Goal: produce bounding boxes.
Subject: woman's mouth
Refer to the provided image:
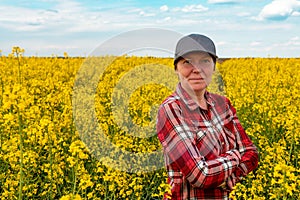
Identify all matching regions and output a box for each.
[188,77,204,81]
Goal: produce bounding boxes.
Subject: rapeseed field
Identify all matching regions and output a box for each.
[0,47,299,199]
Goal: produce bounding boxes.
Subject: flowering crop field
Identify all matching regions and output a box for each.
[0,48,300,199]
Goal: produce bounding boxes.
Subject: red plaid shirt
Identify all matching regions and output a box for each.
[157,83,258,200]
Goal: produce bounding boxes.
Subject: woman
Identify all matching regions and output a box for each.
[156,34,259,199]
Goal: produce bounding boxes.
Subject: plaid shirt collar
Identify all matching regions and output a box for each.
[175,83,215,111]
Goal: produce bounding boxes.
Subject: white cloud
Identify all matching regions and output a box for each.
[265,36,300,57]
[127,8,143,13]
[285,36,300,46]
[217,41,227,46]
[139,11,156,17]
[250,41,261,46]
[160,5,169,12]
[0,1,89,32]
[236,12,251,17]
[159,17,171,22]
[54,0,83,13]
[208,0,245,4]
[257,0,300,21]
[173,4,208,12]
[292,11,300,16]
[0,1,149,33]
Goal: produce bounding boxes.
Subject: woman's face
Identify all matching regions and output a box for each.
[176,51,215,95]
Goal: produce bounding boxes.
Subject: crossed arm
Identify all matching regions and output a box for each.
[157,100,259,189]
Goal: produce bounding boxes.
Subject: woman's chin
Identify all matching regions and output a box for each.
[189,83,207,92]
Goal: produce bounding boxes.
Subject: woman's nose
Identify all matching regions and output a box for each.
[191,64,202,73]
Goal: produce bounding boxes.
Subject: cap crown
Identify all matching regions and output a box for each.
[174,34,217,63]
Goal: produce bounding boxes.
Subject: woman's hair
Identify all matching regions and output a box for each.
[174,54,217,70]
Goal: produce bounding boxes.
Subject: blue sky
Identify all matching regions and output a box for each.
[1,0,300,57]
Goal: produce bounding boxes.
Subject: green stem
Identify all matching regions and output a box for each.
[16,52,22,84]
[72,155,78,199]
[49,137,53,199]
[49,109,54,199]
[18,107,23,200]
[16,49,24,200]
[143,173,157,199]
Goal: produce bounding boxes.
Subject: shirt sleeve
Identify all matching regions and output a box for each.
[224,99,259,186]
[157,100,241,188]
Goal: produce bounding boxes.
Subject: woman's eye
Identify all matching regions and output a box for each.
[183,60,192,64]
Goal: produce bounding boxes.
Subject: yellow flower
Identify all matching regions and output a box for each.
[1,55,299,199]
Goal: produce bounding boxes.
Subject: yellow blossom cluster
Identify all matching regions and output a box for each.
[0,51,299,199]
[219,58,300,200]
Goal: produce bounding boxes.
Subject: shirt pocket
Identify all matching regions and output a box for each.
[192,120,221,158]
[191,120,208,144]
